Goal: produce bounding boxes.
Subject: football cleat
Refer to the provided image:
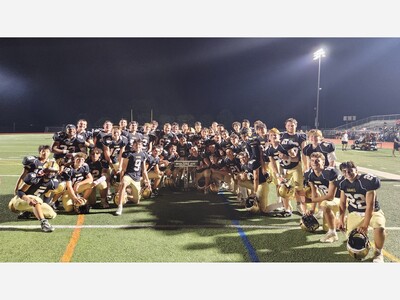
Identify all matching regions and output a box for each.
[41,219,54,232]
[347,229,371,261]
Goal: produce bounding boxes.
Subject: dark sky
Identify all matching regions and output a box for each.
[1,38,400,132]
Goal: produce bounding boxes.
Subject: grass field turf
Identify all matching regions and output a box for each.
[1,133,400,263]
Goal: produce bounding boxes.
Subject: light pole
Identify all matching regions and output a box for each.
[313,48,325,129]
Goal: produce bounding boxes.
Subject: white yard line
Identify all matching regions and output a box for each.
[1,224,400,230]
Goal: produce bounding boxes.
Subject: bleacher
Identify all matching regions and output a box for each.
[323,114,400,140]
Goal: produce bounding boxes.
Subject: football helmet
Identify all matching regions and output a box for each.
[347,229,371,260]
[141,186,152,199]
[110,172,121,186]
[244,195,260,213]
[8,198,18,213]
[300,214,320,232]
[73,197,90,214]
[164,176,175,189]
[43,160,60,179]
[113,192,128,205]
[209,182,219,193]
[196,177,206,190]
[278,182,294,199]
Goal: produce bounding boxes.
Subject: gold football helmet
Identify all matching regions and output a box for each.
[43,160,60,178]
[141,186,152,199]
[347,229,371,260]
[278,182,294,199]
[244,195,260,213]
[209,182,219,193]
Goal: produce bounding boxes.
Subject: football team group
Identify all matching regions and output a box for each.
[8,117,387,262]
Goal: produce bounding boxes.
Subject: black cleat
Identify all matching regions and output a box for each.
[17,211,35,219]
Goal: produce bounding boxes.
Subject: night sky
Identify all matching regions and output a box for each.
[1,37,400,132]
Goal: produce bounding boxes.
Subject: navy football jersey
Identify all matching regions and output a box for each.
[22,156,46,173]
[53,133,86,159]
[86,158,109,180]
[338,174,381,213]
[302,141,335,167]
[266,143,299,170]
[21,172,60,197]
[280,132,306,161]
[103,136,129,164]
[61,163,91,186]
[304,167,340,197]
[224,156,242,175]
[122,151,147,182]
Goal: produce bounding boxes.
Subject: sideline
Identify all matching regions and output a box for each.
[334,162,400,181]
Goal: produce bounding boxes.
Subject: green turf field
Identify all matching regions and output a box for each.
[1,134,399,263]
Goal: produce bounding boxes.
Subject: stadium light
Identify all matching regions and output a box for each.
[313,48,325,129]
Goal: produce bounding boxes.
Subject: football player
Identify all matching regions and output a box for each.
[85,148,110,208]
[231,121,241,135]
[103,126,129,173]
[280,118,307,214]
[302,129,337,169]
[237,151,272,213]
[194,121,202,136]
[9,160,60,232]
[127,121,144,147]
[187,145,211,194]
[14,145,52,195]
[302,129,337,218]
[223,148,242,195]
[59,152,94,213]
[93,120,113,149]
[304,152,341,243]
[76,119,95,151]
[240,128,266,197]
[51,124,87,170]
[118,118,130,138]
[337,161,386,263]
[146,145,164,196]
[266,127,300,217]
[209,153,232,191]
[141,122,156,153]
[115,140,150,216]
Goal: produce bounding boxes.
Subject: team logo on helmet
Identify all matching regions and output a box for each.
[347,229,371,261]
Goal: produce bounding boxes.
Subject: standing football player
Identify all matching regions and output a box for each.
[115,140,150,216]
[280,118,307,215]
